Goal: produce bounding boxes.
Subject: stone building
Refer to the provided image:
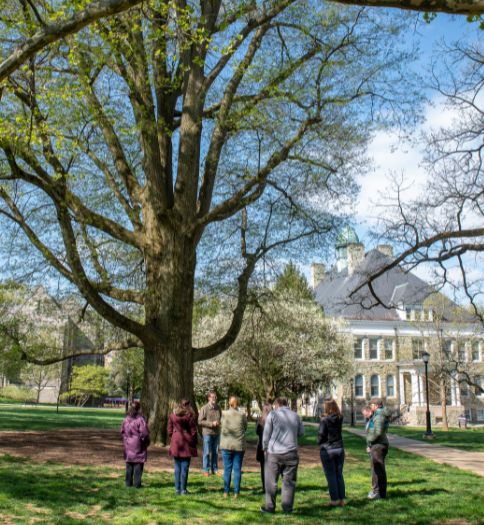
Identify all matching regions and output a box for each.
[0,285,104,403]
[312,227,484,426]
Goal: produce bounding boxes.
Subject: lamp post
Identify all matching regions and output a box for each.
[422,351,434,438]
[350,378,355,427]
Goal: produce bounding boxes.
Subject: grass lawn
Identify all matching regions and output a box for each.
[386,426,484,452]
[0,404,125,431]
[1,430,483,524]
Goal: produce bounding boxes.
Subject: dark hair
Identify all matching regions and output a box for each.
[274,397,288,407]
[128,400,141,417]
[323,399,341,417]
[259,403,272,428]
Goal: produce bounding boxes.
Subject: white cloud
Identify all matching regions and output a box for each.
[355,94,467,228]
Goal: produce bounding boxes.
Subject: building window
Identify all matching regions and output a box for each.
[443,339,453,359]
[370,375,380,397]
[384,339,394,360]
[369,338,379,360]
[412,338,425,360]
[458,344,467,363]
[475,376,483,397]
[355,375,364,397]
[386,375,395,397]
[472,342,480,362]
[477,410,484,421]
[354,338,364,360]
[460,376,469,397]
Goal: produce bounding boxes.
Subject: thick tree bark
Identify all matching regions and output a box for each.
[142,339,194,445]
[141,230,197,444]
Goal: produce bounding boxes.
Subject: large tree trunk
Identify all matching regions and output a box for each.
[142,338,194,444]
[141,230,197,444]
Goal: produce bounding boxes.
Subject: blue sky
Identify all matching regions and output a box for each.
[339,13,483,302]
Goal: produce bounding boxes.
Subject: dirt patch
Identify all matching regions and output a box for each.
[0,429,322,471]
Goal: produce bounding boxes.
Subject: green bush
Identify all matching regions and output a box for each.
[0,385,35,402]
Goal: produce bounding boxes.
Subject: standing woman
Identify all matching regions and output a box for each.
[121,400,150,488]
[168,398,198,495]
[256,403,272,492]
[318,399,345,507]
[220,396,248,498]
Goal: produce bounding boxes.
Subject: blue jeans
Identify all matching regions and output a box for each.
[320,447,345,501]
[174,457,191,493]
[222,450,244,494]
[202,434,220,473]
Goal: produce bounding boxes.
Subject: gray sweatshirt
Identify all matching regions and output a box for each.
[262,407,304,454]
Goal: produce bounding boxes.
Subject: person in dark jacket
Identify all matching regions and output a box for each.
[168,398,198,495]
[318,399,345,507]
[366,398,392,500]
[121,400,150,488]
[256,403,272,492]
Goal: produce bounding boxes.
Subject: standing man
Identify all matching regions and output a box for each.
[260,397,304,515]
[198,390,222,476]
[366,398,391,500]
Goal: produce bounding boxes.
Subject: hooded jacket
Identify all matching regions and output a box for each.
[168,408,198,458]
[366,407,392,447]
[121,414,150,463]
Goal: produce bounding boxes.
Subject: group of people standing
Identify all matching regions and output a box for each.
[121,393,391,512]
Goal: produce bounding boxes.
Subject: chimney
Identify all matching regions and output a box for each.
[376,244,393,258]
[310,263,326,289]
[347,243,365,275]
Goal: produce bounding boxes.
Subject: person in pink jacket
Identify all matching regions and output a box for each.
[168,398,198,495]
[121,401,150,488]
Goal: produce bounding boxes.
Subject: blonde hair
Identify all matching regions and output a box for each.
[229,396,238,409]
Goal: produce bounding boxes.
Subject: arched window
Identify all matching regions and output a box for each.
[386,375,395,397]
[355,375,364,397]
[370,375,380,397]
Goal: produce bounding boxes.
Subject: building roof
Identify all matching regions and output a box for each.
[314,249,470,322]
[335,226,360,247]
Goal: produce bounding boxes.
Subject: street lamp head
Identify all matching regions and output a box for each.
[422,351,430,364]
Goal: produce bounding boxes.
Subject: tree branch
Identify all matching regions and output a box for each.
[0,0,144,81]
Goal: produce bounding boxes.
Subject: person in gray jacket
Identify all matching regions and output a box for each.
[260,397,304,514]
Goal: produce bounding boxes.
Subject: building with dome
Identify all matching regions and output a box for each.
[311,227,484,426]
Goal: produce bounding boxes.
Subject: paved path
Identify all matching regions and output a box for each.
[346,427,484,477]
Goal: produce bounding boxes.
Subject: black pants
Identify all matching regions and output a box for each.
[370,444,388,498]
[126,462,144,488]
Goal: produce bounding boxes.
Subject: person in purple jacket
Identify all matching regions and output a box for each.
[121,400,150,488]
[168,398,198,495]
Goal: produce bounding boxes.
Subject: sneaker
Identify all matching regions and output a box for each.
[223,492,228,498]
[181,490,190,495]
[203,472,210,477]
[260,506,275,514]
[368,492,381,500]
[175,490,181,496]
